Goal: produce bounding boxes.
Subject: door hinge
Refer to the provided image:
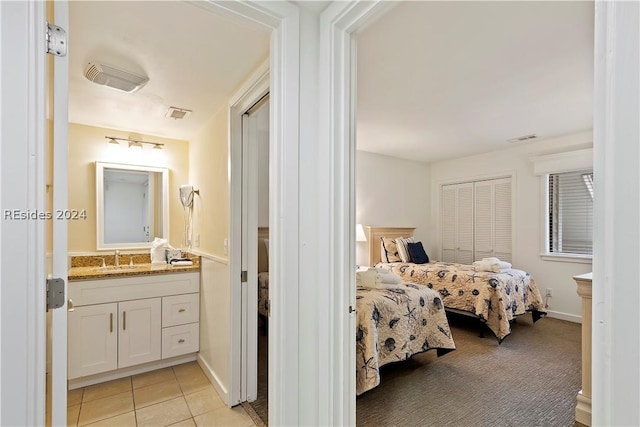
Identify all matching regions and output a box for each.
[46,23,67,57]
[241,270,248,283]
[349,305,356,314]
[46,277,65,310]
[266,300,271,317]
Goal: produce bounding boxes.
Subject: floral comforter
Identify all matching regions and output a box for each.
[356,283,456,395]
[376,262,546,341]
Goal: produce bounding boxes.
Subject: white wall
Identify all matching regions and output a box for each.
[429,131,593,321]
[355,150,431,266]
[197,257,232,405]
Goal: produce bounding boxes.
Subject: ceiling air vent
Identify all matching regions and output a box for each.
[507,134,538,143]
[165,107,192,120]
[84,62,149,93]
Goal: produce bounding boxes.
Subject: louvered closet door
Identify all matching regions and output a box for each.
[493,178,512,263]
[456,183,474,264]
[474,180,494,261]
[441,185,457,262]
[473,178,512,263]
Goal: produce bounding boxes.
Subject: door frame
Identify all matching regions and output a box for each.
[0,1,49,425]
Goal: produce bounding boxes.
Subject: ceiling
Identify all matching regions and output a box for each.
[356,1,594,163]
[69,2,594,161]
[69,1,270,141]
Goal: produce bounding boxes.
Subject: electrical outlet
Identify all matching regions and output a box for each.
[546,288,553,297]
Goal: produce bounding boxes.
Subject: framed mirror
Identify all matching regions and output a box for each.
[96,162,169,250]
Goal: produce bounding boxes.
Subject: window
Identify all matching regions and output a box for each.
[548,170,593,256]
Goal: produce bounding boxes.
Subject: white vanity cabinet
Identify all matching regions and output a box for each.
[68,303,118,378]
[118,298,162,368]
[68,272,199,387]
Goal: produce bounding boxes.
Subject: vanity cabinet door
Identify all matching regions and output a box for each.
[68,303,118,379]
[118,298,161,368]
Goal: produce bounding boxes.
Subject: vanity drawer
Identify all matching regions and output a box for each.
[162,323,199,359]
[162,293,199,327]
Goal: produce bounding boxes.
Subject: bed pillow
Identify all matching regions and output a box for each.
[380,237,402,263]
[396,237,415,262]
[407,242,429,264]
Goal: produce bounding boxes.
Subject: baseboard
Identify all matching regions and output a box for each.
[68,353,197,390]
[197,354,230,407]
[546,310,582,323]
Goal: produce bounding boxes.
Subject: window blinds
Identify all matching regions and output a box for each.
[548,170,593,255]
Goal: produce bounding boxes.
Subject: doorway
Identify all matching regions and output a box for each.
[240,93,270,424]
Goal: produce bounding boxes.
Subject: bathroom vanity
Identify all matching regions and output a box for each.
[67,260,200,389]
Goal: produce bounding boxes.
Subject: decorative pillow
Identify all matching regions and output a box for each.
[380,237,402,263]
[407,242,429,264]
[396,237,415,262]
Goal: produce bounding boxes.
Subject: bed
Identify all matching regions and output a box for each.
[366,227,547,342]
[257,230,456,395]
[258,227,270,319]
[356,282,455,395]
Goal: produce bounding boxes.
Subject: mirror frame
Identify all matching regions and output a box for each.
[96,161,170,250]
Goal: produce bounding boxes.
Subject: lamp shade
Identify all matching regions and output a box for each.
[355,224,367,242]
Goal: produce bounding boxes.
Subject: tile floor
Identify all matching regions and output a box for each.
[66,362,256,427]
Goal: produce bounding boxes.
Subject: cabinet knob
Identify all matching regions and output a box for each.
[178,308,186,313]
[178,339,185,344]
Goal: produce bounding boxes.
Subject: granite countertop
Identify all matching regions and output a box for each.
[68,253,200,281]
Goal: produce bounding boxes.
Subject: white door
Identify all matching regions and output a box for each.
[118,298,162,368]
[68,304,118,379]
[48,1,71,425]
[241,95,270,402]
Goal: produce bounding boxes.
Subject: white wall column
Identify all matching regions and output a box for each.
[592,1,640,425]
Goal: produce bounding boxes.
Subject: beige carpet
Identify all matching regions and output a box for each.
[250,314,582,427]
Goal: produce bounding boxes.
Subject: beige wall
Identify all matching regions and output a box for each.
[67,123,189,253]
[189,106,230,259]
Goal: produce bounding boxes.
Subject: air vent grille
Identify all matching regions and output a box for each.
[165,107,192,120]
[507,134,538,143]
[84,62,149,93]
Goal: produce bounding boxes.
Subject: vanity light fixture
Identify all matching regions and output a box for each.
[104,136,164,150]
[128,141,143,151]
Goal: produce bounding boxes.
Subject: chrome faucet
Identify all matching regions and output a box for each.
[114,250,120,267]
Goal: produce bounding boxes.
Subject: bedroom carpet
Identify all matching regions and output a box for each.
[250,314,583,427]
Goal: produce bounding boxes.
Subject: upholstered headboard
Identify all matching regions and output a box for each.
[258,227,269,273]
[366,226,416,266]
